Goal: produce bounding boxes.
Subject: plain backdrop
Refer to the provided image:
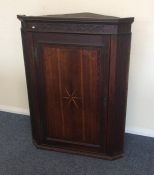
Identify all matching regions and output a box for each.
[0,0,154,136]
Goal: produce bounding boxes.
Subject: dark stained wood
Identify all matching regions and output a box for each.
[17,13,134,34]
[21,31,44,144]
[18,12,134,160]
[17,12,134,23]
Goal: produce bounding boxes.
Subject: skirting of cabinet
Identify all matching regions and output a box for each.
[32,139,123,160]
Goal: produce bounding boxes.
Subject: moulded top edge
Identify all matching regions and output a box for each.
[17,12,134,24]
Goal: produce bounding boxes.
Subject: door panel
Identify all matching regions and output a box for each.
[33,33,110,149]
[41,45,101,144]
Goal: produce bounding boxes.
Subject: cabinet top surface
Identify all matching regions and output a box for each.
[17,12,134,23]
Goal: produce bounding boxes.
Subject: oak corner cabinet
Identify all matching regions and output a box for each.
[17,12,134,160]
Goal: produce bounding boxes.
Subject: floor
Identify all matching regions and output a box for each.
[0,111,154,175]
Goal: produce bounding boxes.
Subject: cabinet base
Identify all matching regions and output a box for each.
[32,139,123,160]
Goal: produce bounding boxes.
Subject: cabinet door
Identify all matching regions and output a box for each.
[33,33,110,152]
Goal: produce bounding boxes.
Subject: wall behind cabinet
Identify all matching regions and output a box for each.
[0,0,154,137]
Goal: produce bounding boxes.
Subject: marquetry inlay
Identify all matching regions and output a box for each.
[63,88,81,109]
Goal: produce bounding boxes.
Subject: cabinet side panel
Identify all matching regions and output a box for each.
[107,34,131,156]
[21,31,44,143]
[114,34,131,153]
